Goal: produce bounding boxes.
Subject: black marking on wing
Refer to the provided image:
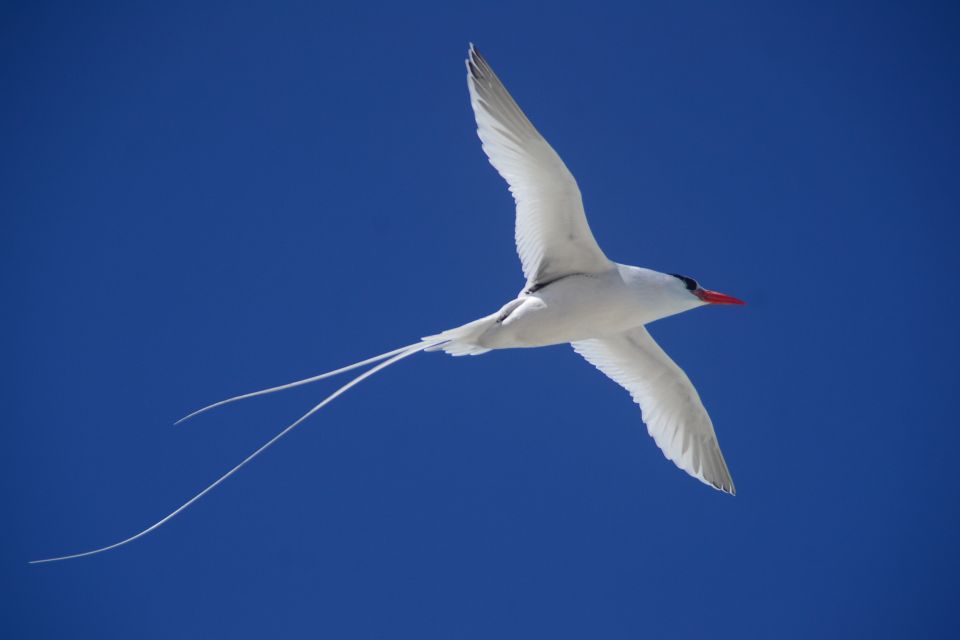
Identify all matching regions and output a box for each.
[523,272,596,295]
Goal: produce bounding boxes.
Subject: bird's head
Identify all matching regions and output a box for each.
[669,273,746,308]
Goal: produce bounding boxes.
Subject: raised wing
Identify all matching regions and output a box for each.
[572,327,736,494]
[466,45,613,290]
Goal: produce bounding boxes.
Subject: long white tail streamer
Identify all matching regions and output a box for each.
[175,342,425,425]
[31,340,442,564]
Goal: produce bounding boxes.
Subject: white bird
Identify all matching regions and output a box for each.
[32,45,745,564]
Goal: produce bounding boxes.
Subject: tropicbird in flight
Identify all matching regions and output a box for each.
[32,45,745,564]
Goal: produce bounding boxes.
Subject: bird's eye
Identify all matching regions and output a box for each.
[670,273,698,291]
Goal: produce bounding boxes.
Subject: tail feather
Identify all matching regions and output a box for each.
[422,314,497,356]
[176,342,425,424]
[31,338,443,564]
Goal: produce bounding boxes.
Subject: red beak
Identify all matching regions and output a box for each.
[695,289,746,305]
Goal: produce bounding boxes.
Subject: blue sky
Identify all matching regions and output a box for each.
[3,1,958,638]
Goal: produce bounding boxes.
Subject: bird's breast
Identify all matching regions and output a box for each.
[476,273,649,349]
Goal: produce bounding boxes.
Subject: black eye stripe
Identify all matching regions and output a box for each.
[669,273,699,291]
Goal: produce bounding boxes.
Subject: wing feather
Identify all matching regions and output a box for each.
[572,327,736,494]
[466,45,612,288]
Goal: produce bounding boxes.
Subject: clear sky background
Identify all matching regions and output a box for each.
[3,2,958,638]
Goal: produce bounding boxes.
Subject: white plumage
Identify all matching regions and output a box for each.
[466,45,612,289]
[32,44,744,564]
[573,328,735,494]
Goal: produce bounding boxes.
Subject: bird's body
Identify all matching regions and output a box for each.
[435,265,702,353]
[32,45,746,564]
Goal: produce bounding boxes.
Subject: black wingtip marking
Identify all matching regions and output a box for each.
[469,45,489,70]
[468,59,481,80]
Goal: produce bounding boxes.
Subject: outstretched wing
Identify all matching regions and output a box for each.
[572,327,736,494]
[466,45,613,290]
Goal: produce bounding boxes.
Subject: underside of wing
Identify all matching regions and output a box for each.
[466,45,612,289]
[572,327,736,494]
